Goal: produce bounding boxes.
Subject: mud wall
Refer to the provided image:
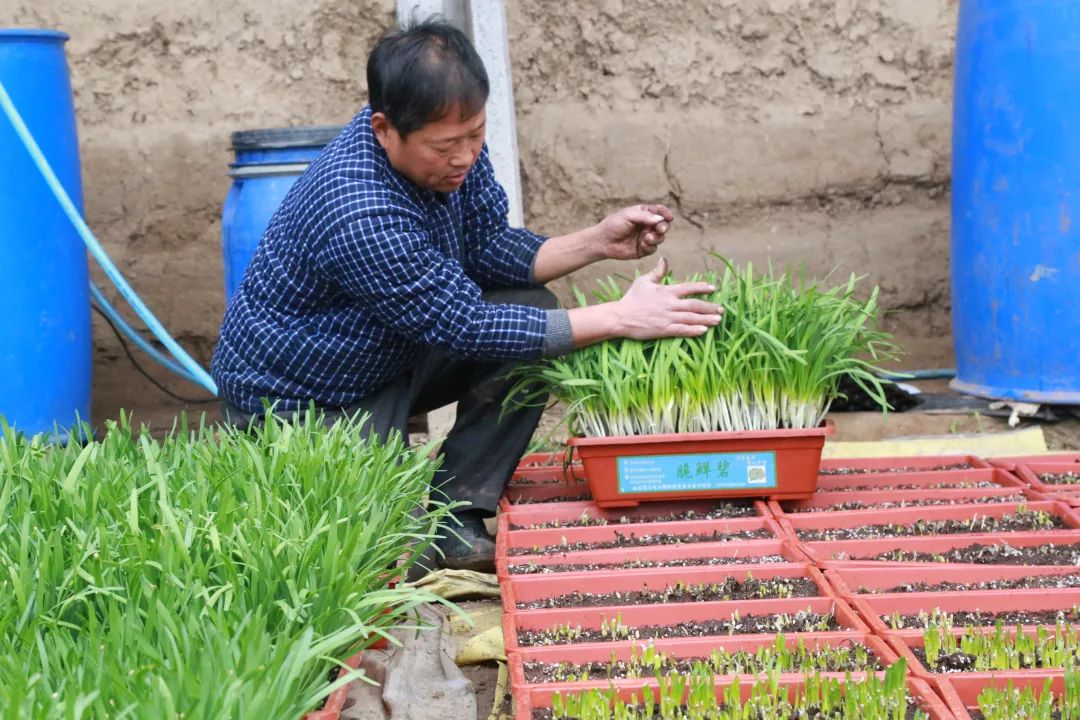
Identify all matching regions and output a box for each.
[11,0,957,415]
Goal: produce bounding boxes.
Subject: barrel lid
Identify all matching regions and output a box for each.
[0,28,70,42]
[230,125,344,151]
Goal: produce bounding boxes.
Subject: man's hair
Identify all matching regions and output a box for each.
[367,19,489,138]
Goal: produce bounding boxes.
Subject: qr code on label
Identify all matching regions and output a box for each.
[747,465,767,484]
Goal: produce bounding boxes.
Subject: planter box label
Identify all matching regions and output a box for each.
[617,451,778,494]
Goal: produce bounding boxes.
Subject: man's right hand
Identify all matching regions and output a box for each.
[566,258,724,349]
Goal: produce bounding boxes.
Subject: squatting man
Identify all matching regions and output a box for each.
[211,20,724,572]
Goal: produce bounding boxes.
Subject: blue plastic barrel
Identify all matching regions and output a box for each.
[0,29,91,436]
[951,1,1080,403]
[221,126,341,300]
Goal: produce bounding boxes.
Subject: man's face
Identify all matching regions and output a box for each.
[372,105,486,193]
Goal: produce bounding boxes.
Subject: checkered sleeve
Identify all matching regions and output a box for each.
[461,147,547,288]
[318,197,548,360]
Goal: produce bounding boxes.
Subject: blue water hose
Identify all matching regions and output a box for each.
[0,79,218,396]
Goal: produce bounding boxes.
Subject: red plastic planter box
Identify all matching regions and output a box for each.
[990,452,1080,467]
[567,424,834,508]
[501,564,834,616]
[500,482,592,508]
[497,515,782,558]
[819,454,992,474]
[849,589,1080,638]
[779,500,1080,541]
[1012,460,1080,503]
[500,498,771,532]
[816,467,1020,492]
[502,595,870,653]
[508,464,585,487]
[801,530,1080,568]
[302,652,363,720]
[496,538,812,578]
[887,630,1076,681]
[936,674,1068,720]
[508,631,899,692]
[512,674,951,720]
[769,484,1047,517]
[825,564,1080,598]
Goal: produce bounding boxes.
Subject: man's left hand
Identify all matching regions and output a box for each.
[593,204,674,261]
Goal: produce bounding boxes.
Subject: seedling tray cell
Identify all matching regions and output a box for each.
[496,538,811,578]
[501,564,834,615]
[816,467,1021,492]
[850,589,1080,638]
[512,675,952,720]
[503,595,869,652]
[887,630,1078,681]
[819,455,992,474]
[500,482,591,508]
[508,465,585,487]
[500,498,770,532]
[769,485,1046,516]
[508,631,899,693]
[935,674,1068,720]
[780,500,1080,542]
[800,530,1080,568]
[568,424,834,508]
[826,564,1080,597]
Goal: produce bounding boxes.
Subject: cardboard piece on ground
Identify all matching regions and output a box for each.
[405,568,501,600]
[450,601,506,664]
[822,426,1047,459]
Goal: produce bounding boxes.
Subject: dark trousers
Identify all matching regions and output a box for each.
[223,286,555,514]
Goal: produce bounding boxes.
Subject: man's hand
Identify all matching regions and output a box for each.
[593,204,674,261]
[567,258,724,348]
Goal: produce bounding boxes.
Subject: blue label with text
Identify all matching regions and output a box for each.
[617,451,778,493]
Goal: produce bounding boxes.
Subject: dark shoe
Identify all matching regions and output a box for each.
[436,512,496,573]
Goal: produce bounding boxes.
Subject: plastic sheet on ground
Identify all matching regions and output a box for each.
[823,425,1047,458]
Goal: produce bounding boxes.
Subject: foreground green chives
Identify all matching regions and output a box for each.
[510,262,899,437]
[547,660,921,719]
[0,412,460,719]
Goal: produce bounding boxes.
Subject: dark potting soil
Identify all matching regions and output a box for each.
[830,375,922,412]
[532,702,928,720]
[825,480,999,492]
[508,529,773,556]
[886,608,1080,630]
[875,572,1080,594]
[1041,472,1080,486]
[819,463,975,476]
[516,576,819,610]
[508,554,789,574]
[788,494,1028,513]
[796,510,1066,542]
[510,502,758,530]
[518,610,839,646]
[855,541,1080,565]
[522,643,882,683]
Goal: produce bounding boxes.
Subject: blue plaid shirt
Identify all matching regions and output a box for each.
[212,106,549,413]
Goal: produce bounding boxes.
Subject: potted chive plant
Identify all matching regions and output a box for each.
[509,261,899,507]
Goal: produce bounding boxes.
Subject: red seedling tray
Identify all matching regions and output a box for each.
[826,564,1080,598]
[512,674,951,720]
[501,564,834,615]
[770,484,1048,517]
[500,498,771,532]
[1012,460,1080,501]
[508,631,899,694]
[779,500,1080,541]
[887,630,1077,680]
[497,515,783,559]
[500,482,592,508]
[936,673,1068,720]
[497,537,811,578]
[302,652,363,720]
[819,454,992,474]
[802,530,1080,568]
[507,464,585,487]
[990,452,1080,467]
[850,589,1080,638]
[816,467,1021,492]
[503,595,869,653]
[518,449,574,467]
[567,423,834,508]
